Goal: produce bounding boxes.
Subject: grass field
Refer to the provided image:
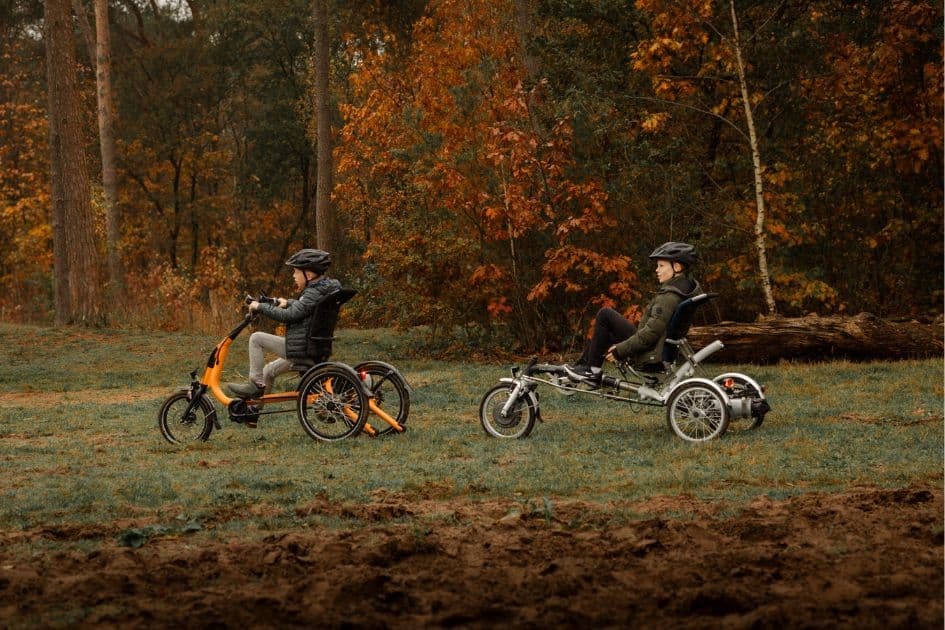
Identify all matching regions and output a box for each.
[0,321,942,627]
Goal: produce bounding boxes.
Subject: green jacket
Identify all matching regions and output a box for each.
[613,275,701,366]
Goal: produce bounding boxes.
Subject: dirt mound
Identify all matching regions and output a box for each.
[1,486,941,628]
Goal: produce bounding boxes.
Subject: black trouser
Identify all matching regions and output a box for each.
[577,307,637,368]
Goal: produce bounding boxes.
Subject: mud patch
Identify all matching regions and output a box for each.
[0,387,173,408]
[1,486,941,627]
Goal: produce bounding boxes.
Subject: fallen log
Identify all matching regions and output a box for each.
[687,312,944,364]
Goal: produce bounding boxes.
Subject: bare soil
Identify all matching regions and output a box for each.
[0,387,175,408]
[1,486,941,628]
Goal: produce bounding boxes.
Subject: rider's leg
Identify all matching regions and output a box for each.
[248,331,287,390]
[262,357,294,391]
[582,307,636,368]
[566,308,636,386]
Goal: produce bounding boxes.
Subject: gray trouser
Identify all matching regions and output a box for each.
[247,331,294,389]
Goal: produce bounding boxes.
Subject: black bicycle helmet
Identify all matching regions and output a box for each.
[285,248,331,274]
[648,241,698,267]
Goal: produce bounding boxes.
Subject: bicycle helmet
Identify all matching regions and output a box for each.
[648,241,698,267]
[285,248,331,274]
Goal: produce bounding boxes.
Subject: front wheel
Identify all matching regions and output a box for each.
[666,381,729,442]
[158,391,215,445]
[479,383,536,439]
[297,365,368,442]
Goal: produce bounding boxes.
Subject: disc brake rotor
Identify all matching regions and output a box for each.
[492,399,523,428]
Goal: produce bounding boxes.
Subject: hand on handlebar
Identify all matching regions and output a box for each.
[244,294,281,311]
[605,345,618,363]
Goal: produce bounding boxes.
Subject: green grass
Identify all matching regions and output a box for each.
[0,321,941,540]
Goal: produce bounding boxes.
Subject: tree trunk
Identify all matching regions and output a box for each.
[95,0,123,300]
[729,0,777,316]
[688,313,943,364]
[45,0,102,324]
[312,0,333,251]
[512,0,545,139]
[71,0,95,60]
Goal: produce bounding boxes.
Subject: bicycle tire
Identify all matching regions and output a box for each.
[158,391,215,445]
[479,383,536,439]
[354,361,410,435]
[297,364,368,441]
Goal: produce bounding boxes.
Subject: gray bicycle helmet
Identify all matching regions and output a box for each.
[285,248,331,274]
[648,241,698,267]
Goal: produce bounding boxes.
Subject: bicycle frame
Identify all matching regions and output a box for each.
[502,339,726,408]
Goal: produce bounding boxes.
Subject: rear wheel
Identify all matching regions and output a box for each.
[158,391,215,445]
[354,361,409,435]
[666,381,729,442]
[297,365,368,441]
[714,373,767,431]
[479,383,536,439]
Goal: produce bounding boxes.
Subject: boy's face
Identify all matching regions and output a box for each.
[292,267,309,290]
[655,259,680,284]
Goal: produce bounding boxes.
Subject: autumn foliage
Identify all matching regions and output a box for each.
[0,0,940,347]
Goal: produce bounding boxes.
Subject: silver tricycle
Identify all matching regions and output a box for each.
[478,293,770,442]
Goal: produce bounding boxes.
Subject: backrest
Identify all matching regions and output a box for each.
[661,293,717,364]
[306,287,358,362]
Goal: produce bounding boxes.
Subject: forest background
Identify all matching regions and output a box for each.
[1,0,942,354]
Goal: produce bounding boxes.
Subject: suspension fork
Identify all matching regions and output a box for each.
[178,370,220,428]
[181,371,206,410]
[499,378,531,418]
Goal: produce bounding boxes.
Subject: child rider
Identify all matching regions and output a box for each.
[227,248,341,399]
[564,241,701,388]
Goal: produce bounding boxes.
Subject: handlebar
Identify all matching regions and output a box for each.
[244,294,278,306]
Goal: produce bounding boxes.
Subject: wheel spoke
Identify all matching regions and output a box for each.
[668,383,728,442]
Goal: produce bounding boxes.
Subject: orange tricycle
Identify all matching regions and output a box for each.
[157,289,410,444]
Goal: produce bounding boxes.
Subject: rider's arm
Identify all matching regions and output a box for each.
[257,293,315,323]
[612,293,677,360]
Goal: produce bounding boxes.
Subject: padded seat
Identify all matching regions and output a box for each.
[291,287,357,373]
[661,293,717,365]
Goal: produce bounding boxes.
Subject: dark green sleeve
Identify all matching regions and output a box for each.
[613,293,680,359]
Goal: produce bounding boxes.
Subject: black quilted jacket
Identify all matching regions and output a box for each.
[254,277,342,359]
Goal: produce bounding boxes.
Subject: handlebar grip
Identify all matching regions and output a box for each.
[245,294,277,305]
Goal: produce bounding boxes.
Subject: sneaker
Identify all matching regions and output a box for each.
[227,381,265,399]
[563,363,602,389]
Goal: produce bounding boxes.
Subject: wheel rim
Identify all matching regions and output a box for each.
[359,368,408,435]
[481,387,530,438]
[160,393,211,444]
[670,385,727,441]
[299,372,364,440]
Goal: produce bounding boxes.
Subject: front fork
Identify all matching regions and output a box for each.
[500,379,528,417]
[499,363,542,422]
[182,370,222,429]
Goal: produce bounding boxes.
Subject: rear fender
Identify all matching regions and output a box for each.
[713,373,766,400]
[299,361,372,398]
[353,360,412,394]
[667,377,729,406]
